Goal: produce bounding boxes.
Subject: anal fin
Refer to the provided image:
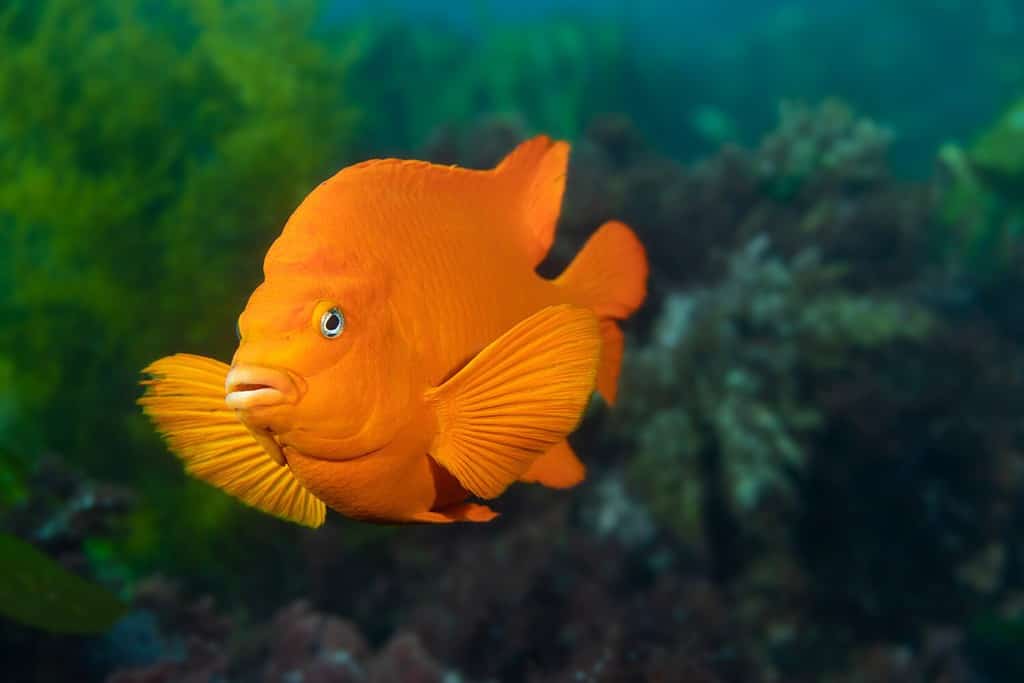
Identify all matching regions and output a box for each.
[520,440,586,489]
[597,320,624,405]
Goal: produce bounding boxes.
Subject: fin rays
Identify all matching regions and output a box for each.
[425,305,601,499]
[139,353,325,528]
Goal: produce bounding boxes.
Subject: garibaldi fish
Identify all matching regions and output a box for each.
[140,136,648,527]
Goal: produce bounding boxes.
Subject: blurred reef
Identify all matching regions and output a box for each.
[3,0,1024,681]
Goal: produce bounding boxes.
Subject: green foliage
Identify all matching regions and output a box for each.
[456,18,627,140]
[621,238,933,543]
[0,0,359,578]
[0,532,126,634]
[0,449,29,514]
[972,97,1024,190]
[937,98,1024,281]
[966,611,1024,681]
[351,17,630,152]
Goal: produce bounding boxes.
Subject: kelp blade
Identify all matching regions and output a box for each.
[0,533,126,634]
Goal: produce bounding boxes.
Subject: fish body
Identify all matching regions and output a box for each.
[140,136,647,526]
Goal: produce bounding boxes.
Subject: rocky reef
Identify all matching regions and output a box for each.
[422,102,1024,681]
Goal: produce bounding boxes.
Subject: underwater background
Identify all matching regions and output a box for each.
[2,0,1024,680]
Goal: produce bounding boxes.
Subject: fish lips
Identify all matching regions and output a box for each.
[224,365,305,411]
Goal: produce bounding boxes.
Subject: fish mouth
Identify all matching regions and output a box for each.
[225,365,302,410]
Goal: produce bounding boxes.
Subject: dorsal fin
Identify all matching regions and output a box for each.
[494,135,570,267]
[290,137,569,268]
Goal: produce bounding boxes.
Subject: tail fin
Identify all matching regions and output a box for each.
[495,135,570,267]
[556,220,648,405]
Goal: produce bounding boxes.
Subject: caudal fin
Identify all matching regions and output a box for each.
[556,220,648,405]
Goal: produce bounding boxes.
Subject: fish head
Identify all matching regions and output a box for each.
[226,241,417,463]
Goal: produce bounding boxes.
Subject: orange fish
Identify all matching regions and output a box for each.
[139,136,647,527]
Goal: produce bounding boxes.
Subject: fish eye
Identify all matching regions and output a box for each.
[320,307,345,339]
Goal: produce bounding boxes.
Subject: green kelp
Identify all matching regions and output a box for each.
[0,0,359,585]
[455,18,628,142]
[618,237,932,553]
[0,532,126,634]
[972,97,1024,190]
[351,17,630,153]
[937,97,1024,282]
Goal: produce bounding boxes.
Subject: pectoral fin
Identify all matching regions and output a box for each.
[425,305,601,499]
[139,354,326,528]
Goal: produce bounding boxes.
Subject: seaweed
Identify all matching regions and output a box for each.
[757,100,893,201]
[588,101,1024,678]
[619,237,933,552]
[349,16,633,154]
[0,532,126,634]
[0,0,360,581]
[971,97,1024,192]
[936,97,1024,283]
